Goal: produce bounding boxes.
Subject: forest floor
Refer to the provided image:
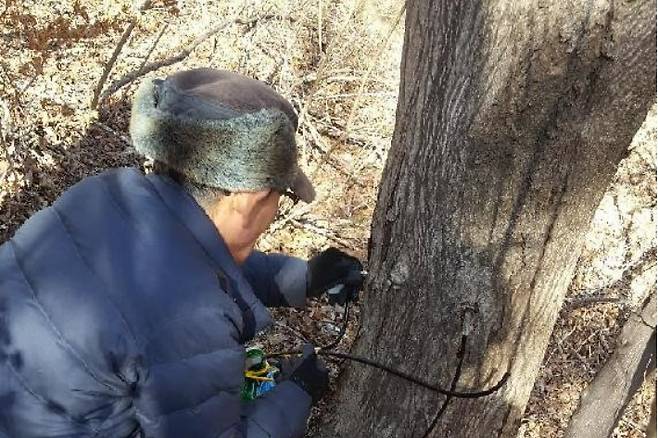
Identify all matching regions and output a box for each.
[0,1,655,437]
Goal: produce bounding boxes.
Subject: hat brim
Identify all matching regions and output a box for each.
[290,168,315,203]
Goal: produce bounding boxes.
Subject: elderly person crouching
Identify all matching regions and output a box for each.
[0,68,363,438]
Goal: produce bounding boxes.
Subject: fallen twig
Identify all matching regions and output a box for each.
[301,118,329,153]
[274,321,309,343]
[316,91,397,100]
[235,13,293,28]
[564,295,622,309]
[289,218,357,249]
[311,118,370,146]
[96,122,132,147]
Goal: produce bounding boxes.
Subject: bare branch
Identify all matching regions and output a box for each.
[234,13,292,28]
[565,293,656,438]
[564,295,622,309]
[98,5,249,105]
[91,1,152,110]
[317,0,323,52]
[136,22,169,77]
[339,4,405,142]
[90,20,138,109]
[0,99,20,185]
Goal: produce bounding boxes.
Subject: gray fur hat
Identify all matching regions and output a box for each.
[130,68,315,202]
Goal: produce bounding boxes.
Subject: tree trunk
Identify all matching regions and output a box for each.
[319,1,656,437]
[565,293,656,438]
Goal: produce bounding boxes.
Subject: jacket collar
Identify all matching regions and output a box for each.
[145,172,273,338]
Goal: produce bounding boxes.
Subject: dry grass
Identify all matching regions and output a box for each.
[0,1,654,437]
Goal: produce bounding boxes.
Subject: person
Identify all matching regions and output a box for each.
[0,68,364,438]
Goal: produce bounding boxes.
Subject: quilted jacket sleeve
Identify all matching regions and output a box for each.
[242,251,309,308]
[0,215,143,438]
[240,382,312,438]
[133,311,312,438]
[135,376,312,438]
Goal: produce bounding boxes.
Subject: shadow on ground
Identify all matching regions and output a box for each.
[0,98,143,243]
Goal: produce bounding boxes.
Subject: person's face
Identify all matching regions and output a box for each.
[206,189,287,264]
[251,190,281,235]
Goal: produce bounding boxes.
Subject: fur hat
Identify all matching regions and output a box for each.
[129,68,315,202]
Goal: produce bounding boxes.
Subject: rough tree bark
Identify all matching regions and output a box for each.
[319,1,656,437]
[565,292,656,438]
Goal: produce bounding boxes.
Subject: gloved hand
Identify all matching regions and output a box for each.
[307,247,364,305]
[287,344,329,405]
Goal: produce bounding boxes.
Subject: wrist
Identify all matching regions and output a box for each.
[305,268,323,298]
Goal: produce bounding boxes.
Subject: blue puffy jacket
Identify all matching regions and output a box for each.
[0,168,313,437]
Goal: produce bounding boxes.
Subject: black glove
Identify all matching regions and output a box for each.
[271,355,296,382]
[288,344,329,404]
[307,247,364,305]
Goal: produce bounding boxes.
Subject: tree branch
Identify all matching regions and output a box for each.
[90,2,152,109]
[565,247,656,310]
[90,20,137,109]
[97,5,249,105]
[136,22,169,77]
[565,292,657,438]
